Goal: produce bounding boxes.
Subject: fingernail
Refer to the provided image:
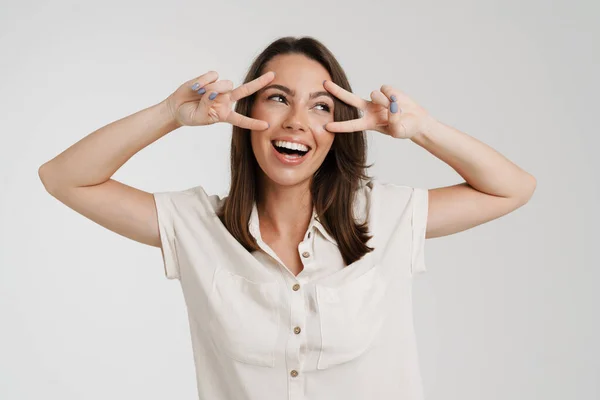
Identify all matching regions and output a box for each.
[197,88,206,95]
[390,102,398,113]
[209,92,218,100]
[323,80,327,85]
[267,123,270,129]
[323,124,328,130]
[191,83,200,90]
[390,95,397,102]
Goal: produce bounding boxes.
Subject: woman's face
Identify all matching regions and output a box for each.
[250,54,335,189]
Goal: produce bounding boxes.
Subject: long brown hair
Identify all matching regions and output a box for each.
[216,36,374,266]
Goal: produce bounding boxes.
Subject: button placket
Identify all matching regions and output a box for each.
[285,272,306,387]
[291,234,312,366]
[298,236,314,265]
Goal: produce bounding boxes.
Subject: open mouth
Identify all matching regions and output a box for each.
[271,141,311,159]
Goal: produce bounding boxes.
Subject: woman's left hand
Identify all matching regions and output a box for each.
[323,80,437,140]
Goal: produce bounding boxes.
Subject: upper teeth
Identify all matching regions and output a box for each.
[274,140,309,152]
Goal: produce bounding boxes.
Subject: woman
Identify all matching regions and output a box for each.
[39,36,536,399]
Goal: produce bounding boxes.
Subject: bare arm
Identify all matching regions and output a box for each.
[321,81,536,240]
[38,70,274,248]
[39,101,179,190]
[38,100,179,247]
[411,119,537,239]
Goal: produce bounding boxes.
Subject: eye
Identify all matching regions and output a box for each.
[268,94,288,104]
[315,103,331,113]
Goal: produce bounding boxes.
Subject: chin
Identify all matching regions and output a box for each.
[259,167,314,188]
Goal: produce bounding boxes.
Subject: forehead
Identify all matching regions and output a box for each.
[263,54,332,89]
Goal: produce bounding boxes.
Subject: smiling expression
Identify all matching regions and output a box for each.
[250,53,336,188]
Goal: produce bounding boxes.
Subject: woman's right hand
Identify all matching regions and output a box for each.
[163,70,275,130]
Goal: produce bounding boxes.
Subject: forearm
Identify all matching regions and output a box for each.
[410,119,536,200]
[39,100,180,191]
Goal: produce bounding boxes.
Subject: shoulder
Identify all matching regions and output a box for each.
[153,184,227,216]
[357,179,429,265]
[356,178,427,214]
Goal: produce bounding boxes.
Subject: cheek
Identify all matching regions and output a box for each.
[314,129,335,151]
[252,100,282,121]
[249,101,272,122]
[252,104,266,119]
[309,120,325,133]
[310,109,335,133]
[250,131,265,152]
[249,131,263,160]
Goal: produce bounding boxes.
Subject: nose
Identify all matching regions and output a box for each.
[283,105,309,132]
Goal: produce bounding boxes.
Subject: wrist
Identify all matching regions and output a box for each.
[158,98,184,131]
[411,116,440,145]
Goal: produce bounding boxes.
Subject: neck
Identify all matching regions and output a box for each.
[256,177,313,240]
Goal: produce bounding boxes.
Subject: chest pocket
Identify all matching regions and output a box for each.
[315,264,390,370]
[208,267,280,367]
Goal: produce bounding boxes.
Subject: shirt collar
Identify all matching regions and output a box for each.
[248,202,337,246]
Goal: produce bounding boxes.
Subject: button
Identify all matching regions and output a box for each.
[290,370,298,377]
[292,283,300,291]
[301,251,310,258]
[294,326,301,334]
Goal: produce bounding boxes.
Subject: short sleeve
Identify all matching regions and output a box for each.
[152,185,222,280]
[363,179,429,276]
[153,191,182,280]
[410,187,429,275]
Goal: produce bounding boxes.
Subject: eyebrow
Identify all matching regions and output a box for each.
[260,84,334,102]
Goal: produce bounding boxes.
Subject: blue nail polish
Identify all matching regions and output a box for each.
[323,80,327,85]
[191,83,200,90]
[390,95,397,102]
[209,92,218,100]
[390,102,398,114]
[197,88,206,95]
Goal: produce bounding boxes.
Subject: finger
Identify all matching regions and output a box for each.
[387,99,402,128]
[188,71,219,94]
[379,84,408,103]
[199,80,234,107]
[230,71,276,102]
[226,110,269,131]
[380,87,403,127]
[325,118,369,133]
[202,80,234,95]
[323,80,368,109]
[370,90,390,108]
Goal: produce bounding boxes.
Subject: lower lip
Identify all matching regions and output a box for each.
[271,142,311,166]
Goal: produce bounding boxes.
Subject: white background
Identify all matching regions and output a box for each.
[1,0,598,399]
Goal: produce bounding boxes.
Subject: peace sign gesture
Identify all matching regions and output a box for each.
[164,70,275,130]
[322,81,436,140]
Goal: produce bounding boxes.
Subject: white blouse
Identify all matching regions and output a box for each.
[153,179,429,400]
